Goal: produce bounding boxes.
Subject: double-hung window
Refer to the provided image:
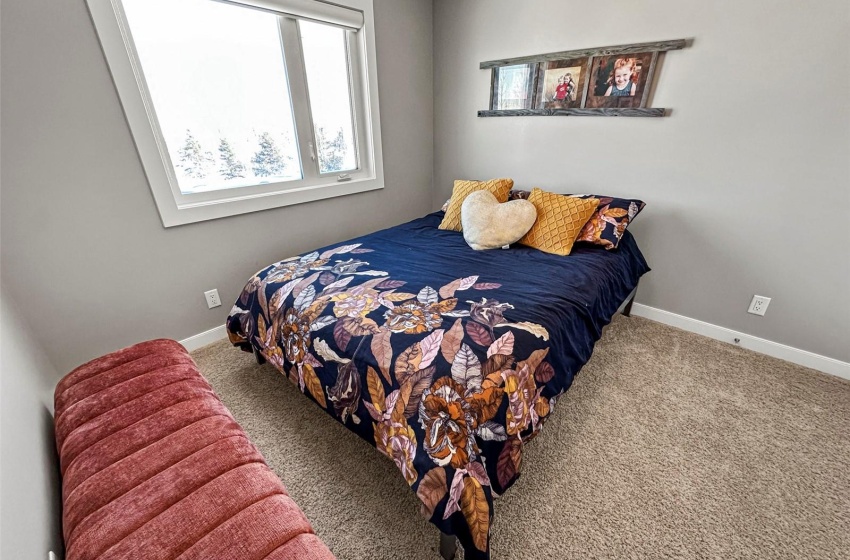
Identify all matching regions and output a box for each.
[87,0,384,227]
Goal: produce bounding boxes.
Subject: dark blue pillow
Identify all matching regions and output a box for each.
[509,190,644,249]
[572,195,645,249]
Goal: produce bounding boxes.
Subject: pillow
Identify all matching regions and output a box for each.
[508,189,531,200]
[438,178,514,231]
[518,188,598,256]
[460,190,537,250]
[574,195,645,249]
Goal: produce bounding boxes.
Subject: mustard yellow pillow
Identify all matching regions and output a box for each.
[518,188,598,256]
[438,179,514,231]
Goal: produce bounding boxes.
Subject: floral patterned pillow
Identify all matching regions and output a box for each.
[509,190,644,250]
[573,195,645,249]
[508,189,531,201]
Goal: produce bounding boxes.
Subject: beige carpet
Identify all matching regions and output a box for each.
[192,316,850,560]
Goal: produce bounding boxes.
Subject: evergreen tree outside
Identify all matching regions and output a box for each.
[217,137,247,180]
[251,132,287,177]
[177,129,214,180]
[316,126,349,173]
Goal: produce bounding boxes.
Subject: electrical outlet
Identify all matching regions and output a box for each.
[747,295,771,316]
[49,552,60,560]
[204,289,221,309]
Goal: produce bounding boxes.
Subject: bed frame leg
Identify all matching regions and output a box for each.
[622,284,638,317]
[439,532,457,560]
[253,347,266,365]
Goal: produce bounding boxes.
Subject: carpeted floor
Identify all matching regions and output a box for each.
[192,316,850,560]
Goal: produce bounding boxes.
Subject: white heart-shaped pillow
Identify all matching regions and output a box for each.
[461,190,537,250]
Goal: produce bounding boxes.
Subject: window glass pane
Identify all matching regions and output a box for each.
[299,20,357,174]
[122,0,302,194]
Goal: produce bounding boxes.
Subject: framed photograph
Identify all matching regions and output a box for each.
[480,39,684,117]
[490,63,537,110]
[535,58,588,110]
[585,52,657,108]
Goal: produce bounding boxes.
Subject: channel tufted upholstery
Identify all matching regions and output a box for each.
[54,339,336,560]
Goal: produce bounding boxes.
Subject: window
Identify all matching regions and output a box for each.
[87,0,384,227]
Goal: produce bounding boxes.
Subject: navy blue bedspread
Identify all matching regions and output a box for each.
[227,211,649,558]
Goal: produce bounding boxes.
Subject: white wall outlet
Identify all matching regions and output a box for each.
[747,295,771,316]
[204,289,222,309]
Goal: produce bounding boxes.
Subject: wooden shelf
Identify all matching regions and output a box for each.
[480,39,687,70]
[480,39,688,118]
[478,108,666,118]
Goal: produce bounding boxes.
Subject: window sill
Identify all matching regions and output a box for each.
[157,176,384,227]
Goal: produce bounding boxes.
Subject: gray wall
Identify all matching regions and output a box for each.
[0,288,64,559]
[1,0,434,373]
[434,0,850,362]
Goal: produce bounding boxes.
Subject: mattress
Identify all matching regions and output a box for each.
[227,211,650,558]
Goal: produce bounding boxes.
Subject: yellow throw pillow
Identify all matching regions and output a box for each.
[519,188,599,256]
[438,178,514,231]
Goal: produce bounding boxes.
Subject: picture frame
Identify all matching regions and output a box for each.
[584,51,658,109]
[534,58,589,110]
[478,39,685,117]
[490,63,537,111]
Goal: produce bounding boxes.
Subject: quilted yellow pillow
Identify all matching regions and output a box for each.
[518,188,599,256]
[438,179,514,231]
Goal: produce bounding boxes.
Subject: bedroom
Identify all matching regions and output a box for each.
[1,0,848,559]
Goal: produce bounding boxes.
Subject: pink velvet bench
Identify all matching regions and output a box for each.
[54,338,336,560]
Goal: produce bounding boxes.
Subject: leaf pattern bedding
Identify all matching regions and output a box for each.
[227,211,649,558]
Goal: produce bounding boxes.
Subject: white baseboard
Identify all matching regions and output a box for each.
[180,324,228,352]
[630,303,850,381]
[176,308,850,380]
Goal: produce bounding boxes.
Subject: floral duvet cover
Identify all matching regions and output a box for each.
[226,211,649,559]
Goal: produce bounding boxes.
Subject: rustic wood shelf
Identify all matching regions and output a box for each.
[478,108,666,118]
[480,39,687,70]
[480,38,687,118]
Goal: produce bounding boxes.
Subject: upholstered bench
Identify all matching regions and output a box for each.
[54,338,336,560]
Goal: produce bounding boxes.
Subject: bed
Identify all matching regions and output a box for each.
[226,210,649,559]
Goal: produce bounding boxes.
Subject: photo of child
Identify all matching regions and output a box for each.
[605,58,637,97]
[539,63,583,109]
[586,52,654,108]
[553,73,578,102]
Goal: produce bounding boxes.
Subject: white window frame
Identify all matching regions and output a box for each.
[87,0,384,227]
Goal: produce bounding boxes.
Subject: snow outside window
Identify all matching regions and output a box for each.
[87,0,384,227]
